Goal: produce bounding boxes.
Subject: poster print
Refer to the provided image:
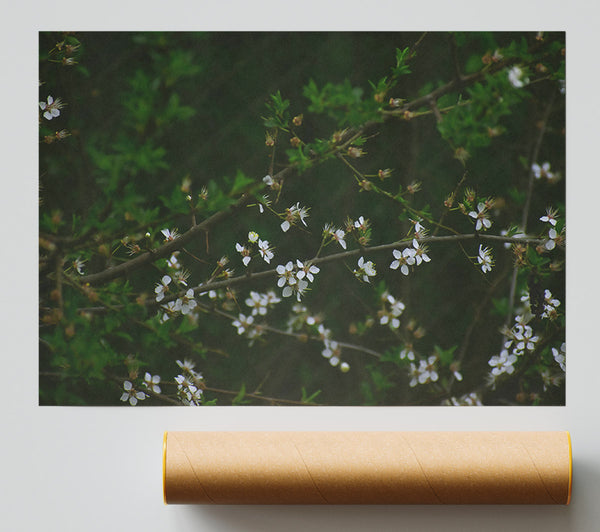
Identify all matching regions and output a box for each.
[39,32,565,406]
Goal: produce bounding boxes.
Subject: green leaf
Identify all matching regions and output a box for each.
[434,344,458,366]
[392,47,412,77]
[232,383,250,405]
[300,387,322,404]
[230,170,255,196]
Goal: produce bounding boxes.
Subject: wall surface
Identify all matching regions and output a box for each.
[2,1,599,530]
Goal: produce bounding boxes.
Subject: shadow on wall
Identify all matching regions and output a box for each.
[180,503,573,532]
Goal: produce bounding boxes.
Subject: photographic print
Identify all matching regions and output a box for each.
[38,31,565,406]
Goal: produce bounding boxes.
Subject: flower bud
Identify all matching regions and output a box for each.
[359,179,372,191]
[180,176,191,193]
[332,129,348,144]
[406,181,421,194]
[292,114,303,126]
[347,146,364,158]
[378,168,392,180]
[374,92,385,103]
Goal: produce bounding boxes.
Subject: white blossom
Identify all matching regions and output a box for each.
[489,350,518,376]
[508,66,528,88]
[143,373,161,394]
[161,228,179,241]
[161,299,181,322]
[258,239,274,264]
[236,242,252,266]
[167,254,181,269]
[400,347,415,361]
[245,291,269,316]
[232,313,254,335]
[120,381,147,406]
[390,248,415,275]
[477,245,494,273]
[469,203,492,231]
[545,228,558,250]
[276,261,296,288]
[296,260,320,282]
[354,216,368,231]
[72,257,86,275]
[412,241,431,266]
[175,375,203,406]
[552,343,566,372]
[417,355,439,384]
[179,288,197,315]
[154,275,172,302]
[354,256,376,282]
[324,224,347,249]
[540,207,558,226]
[39,95,64,120]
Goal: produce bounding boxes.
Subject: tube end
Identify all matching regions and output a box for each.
[566,431,572,505]
[163,431,168,505]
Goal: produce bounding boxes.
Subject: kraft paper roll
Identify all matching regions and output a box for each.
[163,431,572,505]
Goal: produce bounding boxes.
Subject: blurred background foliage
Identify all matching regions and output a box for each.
[39,31,565,406]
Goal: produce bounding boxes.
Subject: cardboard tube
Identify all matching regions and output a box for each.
[163,431,572,505]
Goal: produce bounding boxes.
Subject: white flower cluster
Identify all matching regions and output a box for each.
[521,289,561,321]
[276,260,320,301]
[286,303,320,332]
[245,290,281,316]
[488,313,540,379]
[174,289,197,317]
[408,355,439,387]
[539,207,563,251]
[378,291,406,330]
[236,231,274,266]
[488,350,518,377]
[318,324,350,372]
[175,359,203,406]
[390,243,430,275]
[154,250,197,322]
[443,392,483,406]
[388,221,431,275]
[158,280,197,322]
[507,65,529,88]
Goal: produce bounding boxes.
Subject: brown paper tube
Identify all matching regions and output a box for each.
[163,431,572,505]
